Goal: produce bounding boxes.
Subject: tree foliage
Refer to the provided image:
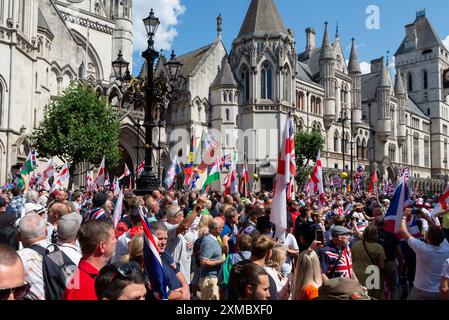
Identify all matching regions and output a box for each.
[30,84,121,188]
[295,129,325,187]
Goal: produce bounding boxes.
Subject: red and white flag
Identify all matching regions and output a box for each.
[113,176,121,196]
[51,162,70,191]
[94,156,106,187]
[432,185,449,217]
[112,190,124,228]
[86,171,96,191]
[104,173,110,187]
[118,163,131,181]
[271,116,295,239]
[308,150,325,205]
[135,161,145,177]
[37,159,55,187]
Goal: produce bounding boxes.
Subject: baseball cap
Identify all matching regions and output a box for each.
[317,278,371,300]
[57,212,82,241]
[331,226,352,237]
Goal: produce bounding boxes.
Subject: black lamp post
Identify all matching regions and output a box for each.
[135,8,161,195]
[112,50,130,82]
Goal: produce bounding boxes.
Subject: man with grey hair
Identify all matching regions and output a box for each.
[164,204,200,288]
[199,217,225,300]
[43,212,82,300]
[17,213,49,300]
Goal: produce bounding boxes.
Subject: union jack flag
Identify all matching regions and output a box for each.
[324,247,353,279]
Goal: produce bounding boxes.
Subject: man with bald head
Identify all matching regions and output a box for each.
[199,217,225,300]
[0,244,29,300]
[17,213,49,300]
[47,202,71,244]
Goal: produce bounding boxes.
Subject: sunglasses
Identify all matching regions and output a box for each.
[109,262,140,283]
[0,283,31,300]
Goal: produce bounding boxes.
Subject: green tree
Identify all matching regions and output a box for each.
[295,129,325,187]
[31,84,121,189]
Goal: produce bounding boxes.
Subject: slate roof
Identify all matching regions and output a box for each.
[212,57,238,87]
[237,0,288,38]
[38,7,54,38]
[177,43,215,77]
[406,96,429,119]
[395,15,447,55]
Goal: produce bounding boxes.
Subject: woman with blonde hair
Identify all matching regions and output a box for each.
[291,249,323,300]
[265,244,290,300]
[121,234,144,269]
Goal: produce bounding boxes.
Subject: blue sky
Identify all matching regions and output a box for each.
[132,0,449,75]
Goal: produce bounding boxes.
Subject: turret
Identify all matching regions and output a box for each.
[111,0,133,74]
[376,57,391,141]
[348,38,362,126]
[395,69,407,144]
[319,22,336,129]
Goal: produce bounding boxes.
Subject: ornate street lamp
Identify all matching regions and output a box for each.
[112,50,129,82]
[135,9,162,195]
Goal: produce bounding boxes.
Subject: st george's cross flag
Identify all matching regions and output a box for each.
[94,156,106,187]
[271,115,295,239]
[308,150,325,206]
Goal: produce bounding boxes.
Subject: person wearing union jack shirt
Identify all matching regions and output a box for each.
[317,226,358,281]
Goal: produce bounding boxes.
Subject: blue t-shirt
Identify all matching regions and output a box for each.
[220,223,236,254]
[199,234,223,278]
[160,251,181,294]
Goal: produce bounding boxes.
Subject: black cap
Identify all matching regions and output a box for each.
[92,192,107,208]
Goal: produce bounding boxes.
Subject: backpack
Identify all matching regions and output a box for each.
[42,244,78,300]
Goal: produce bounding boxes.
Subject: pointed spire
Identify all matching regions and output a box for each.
[335,22,339,39]
[348,38,361,74]
[394,68,406,95]
[217,14,222,40]
[378,57,391,88]
[212,57,238,87]
[320,21,334,60]
[237,0,288,38]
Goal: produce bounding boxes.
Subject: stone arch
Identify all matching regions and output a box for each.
[70,29,105,81]
[107,84,122,107]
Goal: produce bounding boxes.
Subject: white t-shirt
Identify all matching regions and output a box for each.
[164,222,191,284]
[408,237,449,293]
[279,233,299,275]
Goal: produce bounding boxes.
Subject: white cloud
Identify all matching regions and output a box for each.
[132,0,186,55]
[360,61,371,75]
[443,35,449,50]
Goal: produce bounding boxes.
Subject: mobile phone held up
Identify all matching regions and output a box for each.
[315,229,324,243]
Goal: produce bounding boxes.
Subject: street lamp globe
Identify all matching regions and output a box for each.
[143,9,160,37]
[165,50,182,82]
[112,50,129,81]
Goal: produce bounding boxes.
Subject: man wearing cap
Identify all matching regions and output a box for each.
[43,213,82,300]
[84,192,111,222]
[317,226,357,281]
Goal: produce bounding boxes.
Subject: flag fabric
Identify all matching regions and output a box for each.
[113,176,121,197]
[384,177,421,239]
[308,150,325,206]
[51,163,70,191]
[223,152,238,195]
[433,185,449,215]
[20,150,35,175]
[354,165,363,191]
[221,153,232,170]
[95,156,106,187]
[193,131,204,166]
[271,116,295,239]
[37,159,55,187]
[368,171,378,193]
[238,158,249,197]
[112,190,124,228]
[195,133,219,173]
[203,160,220,189]
[183,164,194,187]
[118,163,131,181]
[104,173,110,187]
[135,161,145,177]
[86,171,96,191]
[164,156,182,189]
[139,206,168,299]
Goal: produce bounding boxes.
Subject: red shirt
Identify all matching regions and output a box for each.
[63,259,100,300]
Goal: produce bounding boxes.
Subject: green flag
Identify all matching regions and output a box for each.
[203,161,220,189]
[20,151,34,175]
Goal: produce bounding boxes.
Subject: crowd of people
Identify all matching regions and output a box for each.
[1,176,449,301]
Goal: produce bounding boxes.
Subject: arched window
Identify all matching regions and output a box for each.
[334,131,339,152]
[229,91,233,102]
[311,96,316,114]
[413,134,419,165]
[316,98,321,115]
[241,66,250,102]
[283,65,290,102]
[225,109,230,121]
[362,138,367,160]
[388,144,396,162]
[344,133,350,154]
[223,91,227,102]
[408,73,413,92]
[300,92,305,111]
[78,63,85,79]
[357,138,362,159]
[261,62,272,99]
[424,137,430,167]
[423,70,428,90]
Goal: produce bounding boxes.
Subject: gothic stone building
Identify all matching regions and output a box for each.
[162,0,449,192]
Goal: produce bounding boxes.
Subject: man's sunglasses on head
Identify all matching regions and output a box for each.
[0,283,31,300]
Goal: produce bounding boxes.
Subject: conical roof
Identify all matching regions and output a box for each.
[237,0,288,38]
[394,70,406,95]
[348,38,361,73]
[319,22,334,60]
[212,58,238,87]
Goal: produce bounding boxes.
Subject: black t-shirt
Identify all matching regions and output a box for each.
[377,228,400,261]
[294,216,313,250]
[0,213,19,249]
